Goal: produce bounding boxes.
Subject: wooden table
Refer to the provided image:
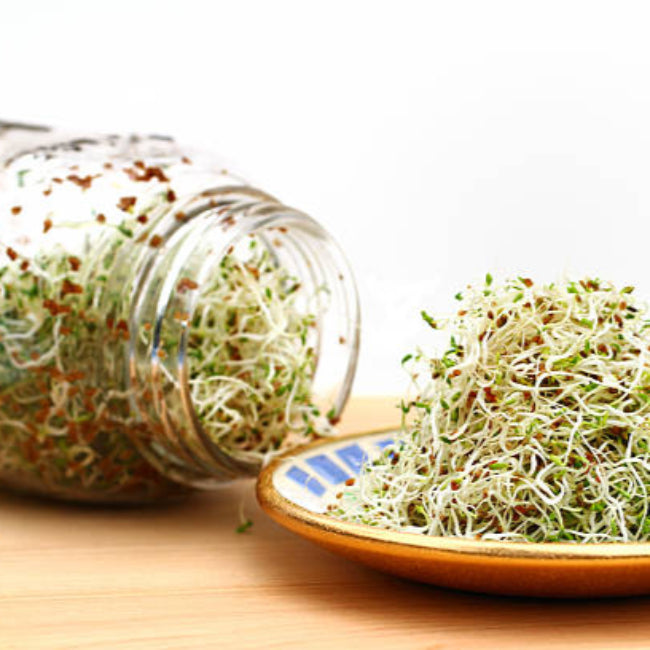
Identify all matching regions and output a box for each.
[1,397,650,649]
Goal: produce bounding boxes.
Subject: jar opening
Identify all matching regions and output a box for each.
[129,190,360,485]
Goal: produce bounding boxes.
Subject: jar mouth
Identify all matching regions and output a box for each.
[130,188,360,485]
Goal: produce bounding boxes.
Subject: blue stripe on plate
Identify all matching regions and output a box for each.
[306,454,350,484]
[376,438,394,449]
[336,444,368,474]
[286,466,326,496]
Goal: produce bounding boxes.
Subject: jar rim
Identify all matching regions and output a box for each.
[130,189,361,484]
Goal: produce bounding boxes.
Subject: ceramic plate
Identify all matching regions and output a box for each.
[257,429,650,598]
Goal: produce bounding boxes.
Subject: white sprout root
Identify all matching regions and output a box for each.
[333,276,650,543]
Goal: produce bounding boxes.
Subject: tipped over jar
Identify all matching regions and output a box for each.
[0,122,359,503]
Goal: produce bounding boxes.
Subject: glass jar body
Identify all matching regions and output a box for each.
[0,123,359,503]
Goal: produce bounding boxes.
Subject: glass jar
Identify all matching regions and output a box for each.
[0,121,359,503]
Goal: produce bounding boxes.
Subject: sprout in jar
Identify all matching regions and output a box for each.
[186,241,326,464]
[333,276,650,543]
[0,134,338,502]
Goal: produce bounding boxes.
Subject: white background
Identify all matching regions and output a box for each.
[3,1,650,395]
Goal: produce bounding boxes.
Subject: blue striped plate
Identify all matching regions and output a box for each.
[270,430,395,513]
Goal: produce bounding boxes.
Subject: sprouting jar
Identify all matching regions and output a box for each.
[0,121,359,503]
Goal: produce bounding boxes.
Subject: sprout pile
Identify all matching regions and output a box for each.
[334,276,650,542]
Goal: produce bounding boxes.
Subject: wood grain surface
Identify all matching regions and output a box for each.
[1,396,650,649]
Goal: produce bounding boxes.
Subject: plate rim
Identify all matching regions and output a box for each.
[257,428,650,562]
